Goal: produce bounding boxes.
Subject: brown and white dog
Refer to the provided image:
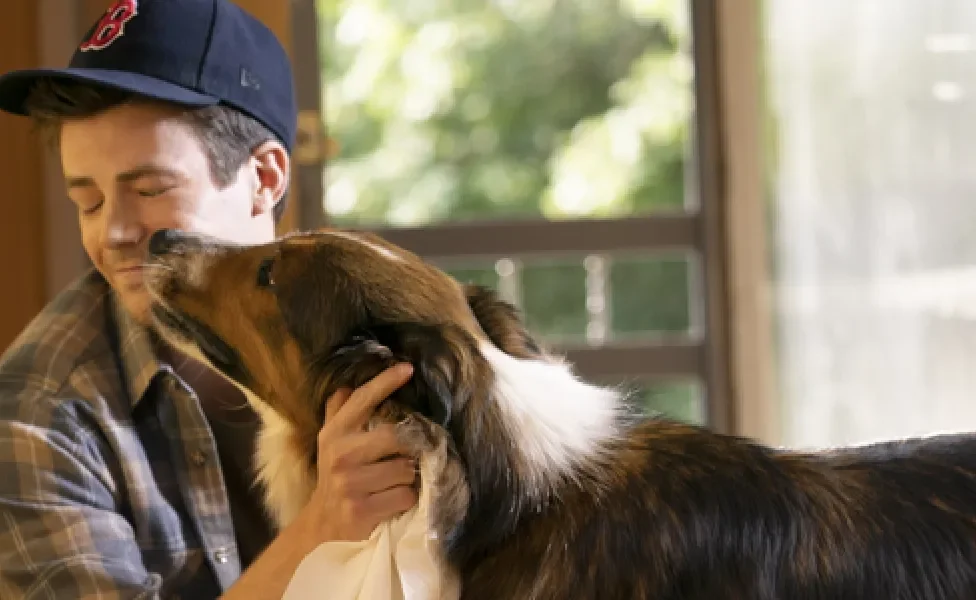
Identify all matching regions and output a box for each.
[143,228,976,600]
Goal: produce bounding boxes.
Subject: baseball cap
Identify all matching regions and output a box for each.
[0,0,297,152]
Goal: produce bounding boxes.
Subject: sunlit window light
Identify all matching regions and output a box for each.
[932,81,965,102]
[924,33,972,53]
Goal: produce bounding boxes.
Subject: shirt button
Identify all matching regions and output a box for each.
[190,449,208,467]
[214,547,231,564]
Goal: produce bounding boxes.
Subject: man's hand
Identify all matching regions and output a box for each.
[221,363,420,599]
[300,362,420,543]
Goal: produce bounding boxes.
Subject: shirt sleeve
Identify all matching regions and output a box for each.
[0,389,162,599]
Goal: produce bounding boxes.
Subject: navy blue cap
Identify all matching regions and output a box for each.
[0,0,297,152]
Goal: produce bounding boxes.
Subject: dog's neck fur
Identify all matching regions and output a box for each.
[149,330,318,528]
[435,340,625,563]
[235,386,315,528]
[474,342,621,493]
[246,338,624,546]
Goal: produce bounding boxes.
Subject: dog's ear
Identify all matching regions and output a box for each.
[463,284,543,359]
[311,323,477,429]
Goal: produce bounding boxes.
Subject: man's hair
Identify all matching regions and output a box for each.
[24,78,288,223]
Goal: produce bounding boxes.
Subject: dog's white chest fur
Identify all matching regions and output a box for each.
[244,390,317,527]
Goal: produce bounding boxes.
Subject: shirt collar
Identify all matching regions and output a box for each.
[112,294,170,410]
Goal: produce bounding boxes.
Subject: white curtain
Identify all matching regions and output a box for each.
[766,0,976,447]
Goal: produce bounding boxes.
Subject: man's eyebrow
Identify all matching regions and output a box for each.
[64,175,96,190]
[116,165,183,183]
[64,165,183,189]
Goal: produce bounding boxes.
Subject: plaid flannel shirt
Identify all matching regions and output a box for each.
[0,269,259,598]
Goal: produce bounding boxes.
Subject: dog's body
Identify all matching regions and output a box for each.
[144,228,976,600]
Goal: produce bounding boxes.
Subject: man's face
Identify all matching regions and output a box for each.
[60,101,277,323]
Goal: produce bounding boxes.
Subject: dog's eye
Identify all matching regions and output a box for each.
[257,256,276,288]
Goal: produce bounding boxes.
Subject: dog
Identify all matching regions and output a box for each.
[142,227,976,600]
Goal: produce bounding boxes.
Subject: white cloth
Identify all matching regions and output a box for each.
[282,449,460,600]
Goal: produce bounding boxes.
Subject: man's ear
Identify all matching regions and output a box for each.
[250,139,291,217]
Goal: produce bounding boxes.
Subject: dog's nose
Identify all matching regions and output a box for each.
[148,229,184,256]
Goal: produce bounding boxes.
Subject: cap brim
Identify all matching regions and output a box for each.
[0,68,220,115]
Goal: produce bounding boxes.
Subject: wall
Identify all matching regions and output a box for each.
[0,3,45,351]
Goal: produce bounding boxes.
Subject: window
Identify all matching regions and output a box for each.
[764,0,976,446]
[291,0,734,429]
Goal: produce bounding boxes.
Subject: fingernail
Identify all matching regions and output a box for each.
[397,363,414,377]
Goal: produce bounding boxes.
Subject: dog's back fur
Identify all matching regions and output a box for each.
[316,286,976,600]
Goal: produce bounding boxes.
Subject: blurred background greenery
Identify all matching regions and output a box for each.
[317,0,702,423]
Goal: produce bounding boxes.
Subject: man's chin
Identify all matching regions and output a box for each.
[115,289,153,326]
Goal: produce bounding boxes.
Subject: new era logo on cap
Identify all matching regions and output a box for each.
[80,0,139,52]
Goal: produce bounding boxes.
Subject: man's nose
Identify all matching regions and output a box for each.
[102,196,145,249]
[148,229,186,256]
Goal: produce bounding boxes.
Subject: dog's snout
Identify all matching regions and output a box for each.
[149,229,185,256]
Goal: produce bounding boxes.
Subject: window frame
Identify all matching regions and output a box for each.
[287,0,771,437]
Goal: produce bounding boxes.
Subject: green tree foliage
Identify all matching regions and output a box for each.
[319,0,693,225]
[317,0,702,422]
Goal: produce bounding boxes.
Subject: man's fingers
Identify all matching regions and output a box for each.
[363,485,419,523]
[343,456,417,496]
[327,424,411,468]
[329,363,414,433]
[324,387,353,423]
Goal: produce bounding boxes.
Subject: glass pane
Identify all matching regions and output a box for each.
[433,252,694,345]
[765,0,976,447]
[521,260,588,341]
[317,0,696,228]
[610,253,692,337]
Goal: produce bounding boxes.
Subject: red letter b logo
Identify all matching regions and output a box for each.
[80,0,139,52]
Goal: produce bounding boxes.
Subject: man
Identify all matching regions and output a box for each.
[0,0,418,597]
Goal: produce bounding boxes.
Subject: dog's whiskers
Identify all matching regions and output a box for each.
[140,262,176,273]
